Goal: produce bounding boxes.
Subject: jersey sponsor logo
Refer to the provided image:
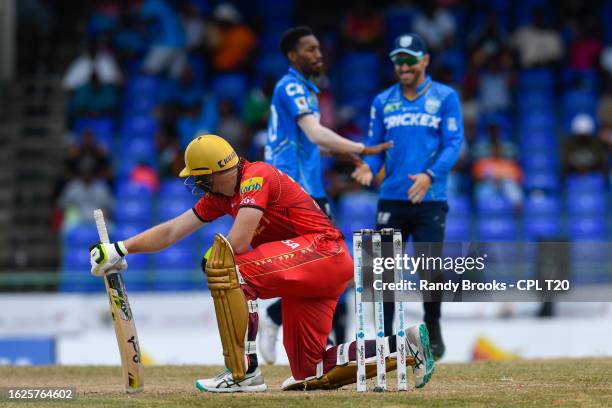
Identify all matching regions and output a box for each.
[217,150,237,168]
[285,82,305,96]
[240,177,264,194]
[383,102,401,114]
[240,197,256,206]
[383,112,442,130]
[424,98,441,114]
[294,96,309,113]
[447,117,458,131]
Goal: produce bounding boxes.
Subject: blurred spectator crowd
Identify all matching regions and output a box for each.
[53,0,612,289]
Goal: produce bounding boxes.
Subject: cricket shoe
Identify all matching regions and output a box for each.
[258,311,280,364]
[195,367,267,393]
[406,323,435,388]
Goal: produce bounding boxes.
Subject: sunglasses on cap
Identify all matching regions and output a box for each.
[391,54,423,66]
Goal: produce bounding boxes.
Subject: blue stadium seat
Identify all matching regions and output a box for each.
[338,192,378,223]
[445,218,471,241]
[114,199,154,223]
[152,269,201,291]
[255,54,288,80]
[518,68,554,90]
[115,181,154,200]
[478,218,517,241]
[62,247,91,270]
[113,223,150,240]
[212,74,247,109]
[384,7,416,44]
[159,179,190,198]
[521,151,558,172]
[120,137,156,161]
[343,52,380,72]
[519,131,556,152]
[567,193,606,216]
[519,90,554,111]
[569,216,606,241]
[122,94,158,116]
[60,248,104,292]
[64,223,99,246]
[448,195,471,217]
[519,112,555,133]
[158,197,194,221]
[524,171,560,192]
[476,195,513,216]
[524,193,560,216]
[126,75,162,96]
[566,173,606,193]
[562,68,599,92]
[74,116,115,138]
[524,216,560,240]
[153,246,198,269]
[121,116,158,138]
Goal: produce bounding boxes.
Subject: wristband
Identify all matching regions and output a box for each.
[425,169,435,182]
[115,241,128,256]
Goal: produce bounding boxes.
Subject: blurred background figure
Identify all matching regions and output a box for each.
[140,0,187,78]
[57,159,113,229]
[62,38,122,90]
[561,114,608,177]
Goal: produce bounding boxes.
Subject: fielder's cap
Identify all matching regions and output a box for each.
[389,33,428,58]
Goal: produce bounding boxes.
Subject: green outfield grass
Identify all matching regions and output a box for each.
[1,359,611,407]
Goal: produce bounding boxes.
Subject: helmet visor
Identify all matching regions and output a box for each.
[184,174,213,196]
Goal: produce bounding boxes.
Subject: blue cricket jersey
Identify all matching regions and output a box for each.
[265,67,326,199]
[364,76,464,202]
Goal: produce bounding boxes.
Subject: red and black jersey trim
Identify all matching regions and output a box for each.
[239,204,265,212]
[192,207,214,223]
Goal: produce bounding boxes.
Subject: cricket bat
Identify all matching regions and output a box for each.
[94,209,144,393]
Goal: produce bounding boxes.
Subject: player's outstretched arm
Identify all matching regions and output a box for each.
[90,210,204,276]
[124,209,204,253]
[298,115,392,155]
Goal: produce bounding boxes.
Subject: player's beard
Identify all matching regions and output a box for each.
[299,59,324,80]
[398,67,423,88]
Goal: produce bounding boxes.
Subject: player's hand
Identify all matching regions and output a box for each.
[361,141,393,156]
[408,173,432,204]
[352,163,374,186]
[90,242,128,277]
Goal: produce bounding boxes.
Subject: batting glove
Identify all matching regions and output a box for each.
[90,242,128,277]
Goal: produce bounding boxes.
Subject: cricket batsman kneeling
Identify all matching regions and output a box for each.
[89,134,434,392]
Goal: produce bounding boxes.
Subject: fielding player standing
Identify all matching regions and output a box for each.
[89,135,432,392]
[352,33,464,360]
[260,25,391,363]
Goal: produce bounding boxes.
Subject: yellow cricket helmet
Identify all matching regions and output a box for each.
[179,134,239,177]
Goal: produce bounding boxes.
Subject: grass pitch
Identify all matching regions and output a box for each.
[1,359,611,407]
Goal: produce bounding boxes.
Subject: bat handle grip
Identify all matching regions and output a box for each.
[93,209,110,244]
